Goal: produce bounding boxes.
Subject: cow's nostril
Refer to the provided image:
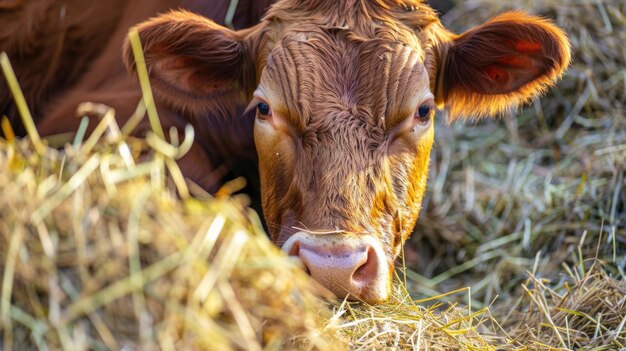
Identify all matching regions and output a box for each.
[287,241,300,257]
[352,247,377,284]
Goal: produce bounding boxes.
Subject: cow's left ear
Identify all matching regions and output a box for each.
[123,10,263,116]
[432,12,570,120]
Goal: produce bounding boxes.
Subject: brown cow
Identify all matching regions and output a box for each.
[125,0,569,303]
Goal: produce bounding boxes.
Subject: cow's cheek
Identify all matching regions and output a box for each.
[410,124,434,202]
[392,124,435,254]
[253,119,297,237]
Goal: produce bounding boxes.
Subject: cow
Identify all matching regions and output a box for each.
[124,0,569,303]
[2,0,570,304]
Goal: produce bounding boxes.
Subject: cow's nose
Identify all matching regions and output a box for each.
[298,245,377,295]
[282,232,390,304]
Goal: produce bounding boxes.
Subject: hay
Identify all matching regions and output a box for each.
[511,262,626,349]
[332,285,499,350]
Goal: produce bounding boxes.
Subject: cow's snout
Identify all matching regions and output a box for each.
[282,232,391,304]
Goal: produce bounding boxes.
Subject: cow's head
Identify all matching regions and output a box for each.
[124,0,569,304]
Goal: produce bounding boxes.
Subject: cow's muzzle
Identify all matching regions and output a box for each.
[282,232,391,304]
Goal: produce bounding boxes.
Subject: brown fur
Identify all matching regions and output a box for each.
[0,0,22,9]
[0,0,127,135]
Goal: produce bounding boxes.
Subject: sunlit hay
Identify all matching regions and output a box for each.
[408,0,625,307]
[331,283,500,350]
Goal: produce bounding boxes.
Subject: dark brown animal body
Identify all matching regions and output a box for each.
[2,0,570,304]
[0,0,272,192]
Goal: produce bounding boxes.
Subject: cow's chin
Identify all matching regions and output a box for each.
[281,232,392,304]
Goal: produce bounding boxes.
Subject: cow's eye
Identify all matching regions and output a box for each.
[257,102,272,118]
[415,104,433,124]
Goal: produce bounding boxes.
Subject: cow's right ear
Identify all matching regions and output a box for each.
[123,10,258,116]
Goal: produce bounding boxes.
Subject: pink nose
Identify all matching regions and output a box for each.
[282,233,390,304]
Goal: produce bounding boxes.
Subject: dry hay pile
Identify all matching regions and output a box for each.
[330,285,498,350]
[511,263,626,349]
[332,261,626,350]
[0,120,342,349]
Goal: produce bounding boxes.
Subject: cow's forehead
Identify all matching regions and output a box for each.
[263,0,440,38]
[257,30,430,129]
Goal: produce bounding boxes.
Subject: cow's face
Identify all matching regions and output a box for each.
[253,28,436,303]
[126,0,569,304]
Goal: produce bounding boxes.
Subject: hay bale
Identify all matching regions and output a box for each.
[332,286,499,350]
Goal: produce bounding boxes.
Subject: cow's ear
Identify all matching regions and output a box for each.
[433,12,570,121]
[123,10,259,116]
